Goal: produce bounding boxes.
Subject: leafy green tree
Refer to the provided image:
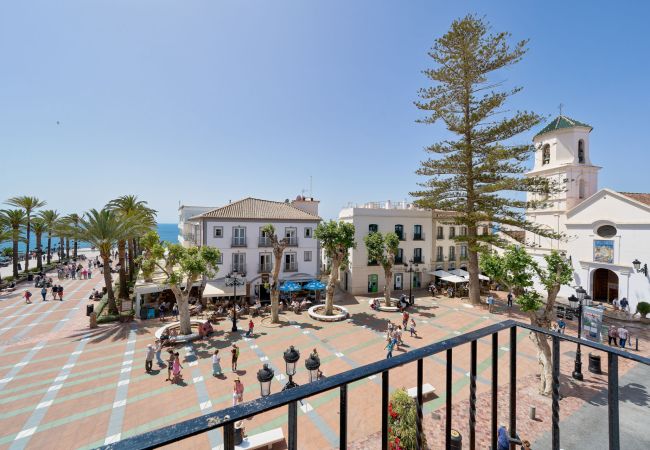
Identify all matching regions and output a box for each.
[38,210,60,264]
[314,220,356,316]
[260,224,289,324]
[0,209,26,278]
[31,218,46,271]
[5,196,46,273]
[364,231,400,306]
[0,226,12,282]
[480,247,572,395]
[79,209,137,315]
[411,15,558,306]
[139,231,220,335]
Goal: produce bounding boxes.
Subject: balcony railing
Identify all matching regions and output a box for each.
[284,263,298,272]
[97,320,650,450]
[258,263,273,273]
[231,238,247,247]
[230,264,246,275]
[412,256,423,264]
[394,257,403,264]
[413,232,424,241]
[258,237,272,247]
[396,232,406,241]
[436,255,444,262]
[285,237,298,246]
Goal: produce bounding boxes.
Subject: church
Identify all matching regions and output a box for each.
[524,115,650,312]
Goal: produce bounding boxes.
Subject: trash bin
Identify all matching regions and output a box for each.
[27,274,33,281]
[588,353,602,374]
[450,429,462,450]
[86,303,94,317]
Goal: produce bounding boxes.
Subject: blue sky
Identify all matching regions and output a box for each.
[1,1,648,223]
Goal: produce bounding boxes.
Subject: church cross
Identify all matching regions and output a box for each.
[558,103,564,116]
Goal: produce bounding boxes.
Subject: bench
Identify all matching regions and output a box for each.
[407,383,435,398]
[214,427,284,450]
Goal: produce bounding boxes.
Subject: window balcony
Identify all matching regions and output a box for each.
[412,256,423,264]
[413,233,425,241]
[230,264,246,275]
[258,237,272,247]
[286,237,298,247]
[436,233,444,240]
[436,255,444,262]
[396,232,407,241]
[394,257,403,265]
[284,262,298,272]
[258,263,273,273]
[231,238,247,247]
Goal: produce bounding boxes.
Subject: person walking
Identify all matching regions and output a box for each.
[232,378,244,406]
[212,350,222,377]
[145,344,155,373]
[385,338,395,359]
[23,290,33,304]
[171,352,183,383]
[608,325,618,346]
[497,425,509,450]
[487,294,495,313]
[41,286,48,302]
[402,311,409,330]
[154,340,165,367]
[507,292,513,308]
[246,319,254,337]
[618,326,629,348]
[58,285,64,301]
[87,266,92,279]
[410,319,418,337]
[231,344,239,372]
[165,350,175,381]
[172,303,178,320]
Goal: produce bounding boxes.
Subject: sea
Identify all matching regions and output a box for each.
[0,223,178,252]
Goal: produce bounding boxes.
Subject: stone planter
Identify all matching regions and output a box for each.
[308,304,349,322]
[155,320,205,343]
[368,298,401,312]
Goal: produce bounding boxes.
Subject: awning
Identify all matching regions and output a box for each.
[202,280,236,298]
[440,275,468,284]
[449,268,490,281]
[430,270,452,278]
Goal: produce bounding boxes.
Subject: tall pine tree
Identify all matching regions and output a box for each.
[412,15,557,305]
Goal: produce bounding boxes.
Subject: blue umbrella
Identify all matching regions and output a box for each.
[303,280,326,291]
[279,281,301,293]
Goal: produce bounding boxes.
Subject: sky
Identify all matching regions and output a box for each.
[1,1,649,223]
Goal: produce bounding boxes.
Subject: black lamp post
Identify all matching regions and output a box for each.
[282,346,301,391]
[570,286,587,380]
[633,259,648,276]
[257,363,275,397]
[225,271,246,332]
[304,354,321,382]
[403,259,420,305]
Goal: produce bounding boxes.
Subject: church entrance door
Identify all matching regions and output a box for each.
[592,268,618,302]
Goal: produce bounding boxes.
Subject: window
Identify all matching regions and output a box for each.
[413,225,423,240]
[284,253,297,271]
[448,262,456,270]
[449,246,456,261]
[369,224,378,233]
[304,227,312,238]
[395,224,404,240]
[449,227,456,239]
[304,251,312,262]
[437,226,444,239]
[596,225,617,238]
[216,253,223,265]
[578,139,585,164]
[259,253,272,273]
[436,246,443,262]
[460,245,468,260]
[482,226,489,236]
[259,227,271,246]
[578,179,585,199]
[542,144,550,165]
[213,226,223,238]
[460,226,467,236]
[413,248,422,264]
[285,227,297,246]
[232,253,246,273]
[232,227,246,246]
[395,248,404,264]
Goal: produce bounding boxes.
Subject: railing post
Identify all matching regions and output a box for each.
[552,335,560,450]
[446,348,452,450]
[223,422,235,450]
[340,384,347,449]
[417,358,424,450]
[382,370,389,450]
[288,401,298,450]
[492,332,498,450]
[608,353,620,450]
[509,326,517,450]
[469,340,477,450]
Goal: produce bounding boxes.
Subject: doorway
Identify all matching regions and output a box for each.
[592,268,618,302]
[368,274,378,293]
[394,273,403,290]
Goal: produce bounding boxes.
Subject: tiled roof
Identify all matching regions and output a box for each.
[620,192,650,207]
[534,115,592,138]
[195,197,320,221]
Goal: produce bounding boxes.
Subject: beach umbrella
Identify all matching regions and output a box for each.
[303,280,326,291]
[279,281,301,293]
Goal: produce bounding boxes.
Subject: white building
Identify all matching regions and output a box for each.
[178,205,218,247]
[182,196,321,301]
[524,115,650,311]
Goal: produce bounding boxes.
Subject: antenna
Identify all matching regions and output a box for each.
[310,176,313,197]
[558,103,564,116]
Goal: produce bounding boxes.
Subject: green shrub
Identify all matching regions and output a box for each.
[97,314,119,324]
[636,301,650,317]
[387,388,425,449]
[95,295,109,317]
[4,276,14,282]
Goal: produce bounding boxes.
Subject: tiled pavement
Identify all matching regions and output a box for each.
[0,276,647,450]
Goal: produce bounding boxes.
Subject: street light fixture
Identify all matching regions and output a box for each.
[225,271,246,332]
[304,354,321,383]
[257,363,275,397]
[282,346,300,391]
[572,286,587,381]
[633,259,648,276]
[403,259,420,305]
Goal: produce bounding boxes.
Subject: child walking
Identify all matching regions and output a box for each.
[410,319,418,337]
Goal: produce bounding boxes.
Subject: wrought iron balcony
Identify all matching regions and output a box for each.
[97,320,649,450]
[286,237,298,247]
[231,238,247,247]
[413,233,424,241]
[284,262,298,272]
[258,237,272,247]
[412,256,423,264]
[230,264,246,275]
[258,263,273,273]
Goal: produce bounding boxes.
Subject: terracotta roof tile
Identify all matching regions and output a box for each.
[195,197,320,221]
[620,192,650,207]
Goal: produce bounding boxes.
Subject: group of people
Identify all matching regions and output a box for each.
[608,325,630,348]
[23,284,65,303]
[384,311,418,358]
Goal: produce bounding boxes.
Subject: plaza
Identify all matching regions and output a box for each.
[0,268,648,449]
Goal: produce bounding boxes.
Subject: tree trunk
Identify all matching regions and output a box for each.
[383,265,393,306]
[270,254,282,324]
[325,259,340,316]
[73,237,78,258]
[46,235,52,264]
[467,227,481,305]
[171,284,192,335]
[128,239,136,281]
[12,234,19,278]
[529,285,560,396]
[24,218,31,273]
[102,251,118,315]
[65,238,70,259]
[117,240,128,299]
[36,232,43,271]
[59,235,64,261]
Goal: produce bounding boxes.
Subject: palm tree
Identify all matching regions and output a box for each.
[5,196,46,273]
[31,218,46,271]
[79,209,137,315]
[0,226,12,283]
[63,214,82,258]
[106,195,157,298]
[0,209,26,278]
[38,210,60,264]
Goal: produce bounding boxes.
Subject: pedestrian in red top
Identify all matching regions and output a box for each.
[23,290,32,304]
[245,319,254,337]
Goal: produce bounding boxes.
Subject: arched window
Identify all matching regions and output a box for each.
[578,139,585,164]
[542,144,550,165]
[578,179,585,199]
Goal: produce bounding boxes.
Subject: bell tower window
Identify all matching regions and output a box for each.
[578,179,585,199]
[578,139,585,164]
[542,144,550,165]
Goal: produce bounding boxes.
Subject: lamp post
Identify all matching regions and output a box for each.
[304,353,321,382]
[282,346,301,391]
[633,259,648,276]
[225,271,246,332]
[403,259,420,305]
[570,286,586,380]
[257,363,275,397]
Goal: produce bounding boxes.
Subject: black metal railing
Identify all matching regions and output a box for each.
[258,237,272,247]
[98,320,650,450]
[231,237,247,247]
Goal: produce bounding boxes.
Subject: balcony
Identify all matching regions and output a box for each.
[413,232,425,241]
[284,262,298,272]
[394,257,403,264]
[258,263,273,273]
[396,232,406,241]
[110,320,650,450]
[231,238,247,247]
[230,264,246,275]
[286,237,298,247]
[436,234,444,240]
[412,256,423,264]
[258,237,272,247]
[436,255,444,262]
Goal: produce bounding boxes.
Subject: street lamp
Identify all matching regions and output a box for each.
[403,259,420,305]
[225,271,246,332]
[282,346,300,391]
[633,259,648,276]
[572,286,587,381]
[304,354,321,383]
[257,363,275,397]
